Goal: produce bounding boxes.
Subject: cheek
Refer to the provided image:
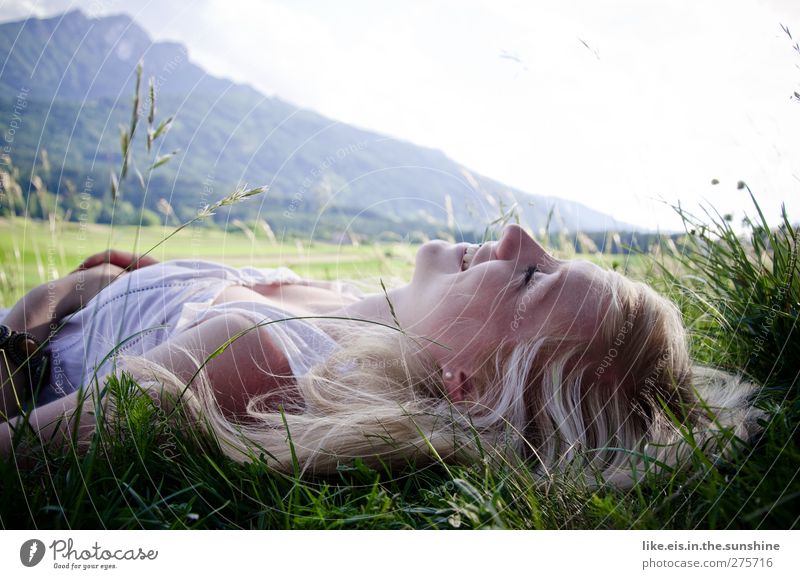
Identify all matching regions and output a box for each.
[466,273,517,305]
[464,290,495,311]
[457,281,519,329]
[549,293,602,337]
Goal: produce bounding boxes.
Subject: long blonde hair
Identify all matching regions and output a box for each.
[113,270,764,488]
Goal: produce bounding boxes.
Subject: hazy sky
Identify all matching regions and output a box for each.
[2,0,799,230]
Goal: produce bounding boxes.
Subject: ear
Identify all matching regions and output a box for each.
[443,369,475,403]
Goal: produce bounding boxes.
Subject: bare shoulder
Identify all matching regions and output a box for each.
[135,312,295,418]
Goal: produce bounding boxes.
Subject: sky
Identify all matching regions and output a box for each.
[1,0,799,231]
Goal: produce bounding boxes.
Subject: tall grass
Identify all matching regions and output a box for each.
[646,192,799,528]
[2,192,797,529]
[657,191,798,394]
[1,62,797,530]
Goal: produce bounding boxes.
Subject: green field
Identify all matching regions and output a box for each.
[0,216,650,307]
[0,217,416,306]
[4,206,795,530]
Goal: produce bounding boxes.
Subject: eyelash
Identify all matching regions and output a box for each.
[522,265,540,287]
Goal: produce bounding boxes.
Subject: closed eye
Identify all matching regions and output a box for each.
[522,264,540,288]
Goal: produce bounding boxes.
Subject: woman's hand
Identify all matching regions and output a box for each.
[71,249,159,274]
[1,263,127,420]
[5,249,155,343]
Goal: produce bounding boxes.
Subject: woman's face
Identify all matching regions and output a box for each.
[397,224,612,394]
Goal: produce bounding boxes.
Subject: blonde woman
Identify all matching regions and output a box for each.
[0,224,763,487]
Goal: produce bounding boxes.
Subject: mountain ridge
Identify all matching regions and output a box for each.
[0,9,636,237]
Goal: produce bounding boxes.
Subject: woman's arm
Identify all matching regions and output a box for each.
[1,264,126,420]
[0,387,98,462]
[1,311,293,459]
[2,249,156,416]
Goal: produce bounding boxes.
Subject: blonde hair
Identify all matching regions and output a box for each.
[113,271,764,489]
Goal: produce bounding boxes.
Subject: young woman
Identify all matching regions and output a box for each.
[0,224,763,487]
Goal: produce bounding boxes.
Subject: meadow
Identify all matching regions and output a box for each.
[0,216,413,303]
[0,216,650,306]
[0,197,796,530]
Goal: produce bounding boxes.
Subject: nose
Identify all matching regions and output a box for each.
[495,223,546,263]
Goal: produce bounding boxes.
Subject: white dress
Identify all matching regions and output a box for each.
[14,259,350,406]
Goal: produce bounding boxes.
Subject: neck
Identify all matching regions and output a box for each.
[326,286,407,329]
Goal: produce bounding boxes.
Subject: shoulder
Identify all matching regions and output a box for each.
[138,311,295,417]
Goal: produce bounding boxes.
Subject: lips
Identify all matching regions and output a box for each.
[460,242,486,271]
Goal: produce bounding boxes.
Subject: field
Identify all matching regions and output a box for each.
[0,217,414,305]
[0,203,797,530]
[0,216,650,306]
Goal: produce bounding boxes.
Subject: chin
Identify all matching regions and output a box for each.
[414,240,462,283]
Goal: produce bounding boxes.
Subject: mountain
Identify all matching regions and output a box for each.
[0,9,633,238]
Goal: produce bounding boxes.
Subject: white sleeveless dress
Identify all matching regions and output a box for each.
[20,259,350,406]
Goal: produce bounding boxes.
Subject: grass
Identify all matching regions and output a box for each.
[1,193,797,529]
[0,216,650,306]
[0,216,418,305]
[1,63,796,529]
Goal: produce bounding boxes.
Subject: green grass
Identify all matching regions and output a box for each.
[0,216,420,306]
[0,197,797,530]
[0,216,651,307]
